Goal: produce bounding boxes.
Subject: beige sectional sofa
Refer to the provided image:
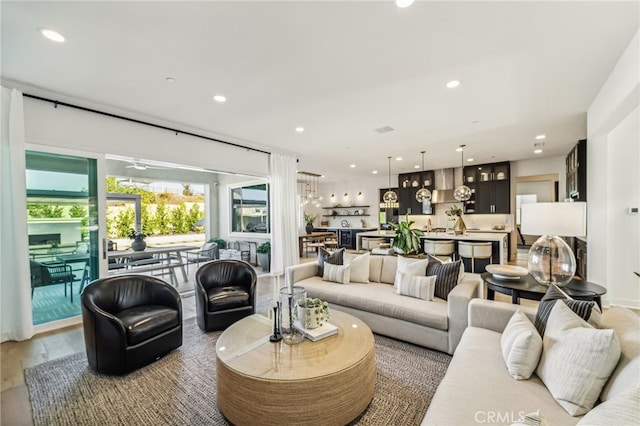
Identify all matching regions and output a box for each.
[285,255,482,354]
[423,299,640,425]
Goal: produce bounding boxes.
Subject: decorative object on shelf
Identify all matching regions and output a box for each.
[415,151,432,203]
[257,242,271,272]
[390,214,424,255]
[279,286,306,344]
[299,297,331,329]
[269,302,282,342]
[341,219,350,228]
[299,171,323,208]
[383,156,398,203]
[331,210,338,217]
[129,229,147,251]
[521,202,586,286]
[303,212,318,234]
[454,145,472,202]
[486,265,528,280]
[445,205,466,235]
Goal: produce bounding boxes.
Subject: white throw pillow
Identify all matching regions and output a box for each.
[394,256,429,288]
[577,388,640,426]
[322,263,351,284]
[344,252,370,284]
[395,271,436,301]
[536,301,621,416]
[501,310,543,380]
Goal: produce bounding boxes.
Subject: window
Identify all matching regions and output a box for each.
[231,183,269,233]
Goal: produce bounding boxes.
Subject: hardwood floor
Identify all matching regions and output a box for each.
[1,252,530,425]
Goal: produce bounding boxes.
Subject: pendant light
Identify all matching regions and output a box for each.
[415,151,432,202]
[454,145,471,201]
[383,156,398,203]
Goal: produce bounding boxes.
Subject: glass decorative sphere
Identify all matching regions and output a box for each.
[383,190,398,203]
[454,184,472,201]
[415,188,432,202]
[527,235,576,286]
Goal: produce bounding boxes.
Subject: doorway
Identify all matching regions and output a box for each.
[515,174,559,249]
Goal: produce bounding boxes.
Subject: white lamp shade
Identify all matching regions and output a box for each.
[521,202,586,237]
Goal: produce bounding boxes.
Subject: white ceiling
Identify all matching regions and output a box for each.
[2,1,638,180]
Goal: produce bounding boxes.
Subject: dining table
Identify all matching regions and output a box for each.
[298,232,336,257]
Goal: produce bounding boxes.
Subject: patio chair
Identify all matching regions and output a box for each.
[30,260,76,302]
[184,242,219,273]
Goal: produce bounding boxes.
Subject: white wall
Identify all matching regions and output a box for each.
[587,30,640,308]
[511,156,565,198]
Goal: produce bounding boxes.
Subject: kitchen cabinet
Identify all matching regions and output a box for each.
[463,162,510,214]
[576,238,587,279]
[566,139,587,201]
[398,170,435,215]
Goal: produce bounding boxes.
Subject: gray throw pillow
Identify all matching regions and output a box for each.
[317,247,345,277]
[534,283,600,337]
[426,255,462,300]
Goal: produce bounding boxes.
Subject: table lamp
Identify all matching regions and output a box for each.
[520,202,586,286]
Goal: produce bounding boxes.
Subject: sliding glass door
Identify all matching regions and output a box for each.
[26,150,100,325]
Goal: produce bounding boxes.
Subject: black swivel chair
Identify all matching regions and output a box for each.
[194,259,257,331]
[81,275,182,375]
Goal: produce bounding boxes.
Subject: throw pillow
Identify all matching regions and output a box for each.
[394,256,429,288]
[395,271,436,301]
[536,301,621,416]
[322,263,351,284]
[500,310,543,380]
[426,254,465,283]
[426,257,463,300]
[344,252,370,284]
[576,388,640,426]
[534,283,601,336]
[316,247,345,277]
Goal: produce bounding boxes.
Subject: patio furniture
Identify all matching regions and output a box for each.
[29,260,76,302]
[184,242,219,273]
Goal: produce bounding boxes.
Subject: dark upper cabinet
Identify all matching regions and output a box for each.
[566,139,587,201]
[464,162,510,214]
[398,170,435,215]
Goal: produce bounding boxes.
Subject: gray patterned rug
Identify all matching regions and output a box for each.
[25,317,451,426]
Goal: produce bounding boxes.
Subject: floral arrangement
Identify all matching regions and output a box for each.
[445,205,463,218]
[128,229,146,239]
[303,212,319,224]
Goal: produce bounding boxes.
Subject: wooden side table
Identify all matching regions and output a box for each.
[481,272,606,309]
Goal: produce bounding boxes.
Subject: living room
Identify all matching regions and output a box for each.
[1,1,639,425]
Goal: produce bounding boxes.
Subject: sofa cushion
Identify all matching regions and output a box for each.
[536,301,621,416]
[316,247,345,277]
[423,326,581,425]
[599,306,640,402]
[396,271,436,301]
[379,255,398,284]
[394,256,429,288]
[206,286,250,312]
[534,283,601,336]
[322,263,351,284]
[426,257,462,301]
[116,305,180,346]
[344,252,370,283]
[501,310,542,380]
[577,388,640,426]
[368,255,384,282]
[300,278,448,330]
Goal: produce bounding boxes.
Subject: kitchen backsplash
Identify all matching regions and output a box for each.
[407,203,513,231]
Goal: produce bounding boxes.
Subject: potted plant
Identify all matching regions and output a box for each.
[208,237,227,249]
[257,242,271,272]
[390,214,424,255]
[129,229,147,251]
[303,212,318,234]
[299,297,331,329]
[445,205,466,235]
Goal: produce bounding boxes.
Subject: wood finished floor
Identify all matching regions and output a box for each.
[1,253,531,426]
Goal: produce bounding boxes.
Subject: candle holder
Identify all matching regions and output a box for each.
[269,302,282,342]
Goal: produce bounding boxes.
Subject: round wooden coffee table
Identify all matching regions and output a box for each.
[215,310,376,426]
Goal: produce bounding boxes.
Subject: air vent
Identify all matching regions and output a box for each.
[374,126,395,134]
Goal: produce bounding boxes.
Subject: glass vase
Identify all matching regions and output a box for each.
[279,286,306,344]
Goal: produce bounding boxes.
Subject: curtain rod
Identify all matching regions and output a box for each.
[22,93,271,156]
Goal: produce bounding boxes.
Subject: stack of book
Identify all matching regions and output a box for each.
[303,322,338,342]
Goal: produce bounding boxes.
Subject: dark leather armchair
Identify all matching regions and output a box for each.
[81,275,182,375]
[195,259,257,331]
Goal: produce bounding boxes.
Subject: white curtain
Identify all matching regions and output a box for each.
[0,87,33,342]
[269,153,300,281]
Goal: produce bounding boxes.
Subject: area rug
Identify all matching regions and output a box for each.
[25,317,451,426]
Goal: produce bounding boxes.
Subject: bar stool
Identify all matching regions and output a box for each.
[424,240,456,262]
[458,241,493,273]
[305,237,325,257]
[323,233,339,251]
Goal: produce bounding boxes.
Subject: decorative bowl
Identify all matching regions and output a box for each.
[485,265,528,280]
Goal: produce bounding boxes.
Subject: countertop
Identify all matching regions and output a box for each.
[357,230,508,242]
[314,227,378,231]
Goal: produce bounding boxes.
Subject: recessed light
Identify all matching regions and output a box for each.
[534,149,543,154]
[535,134,546,140]
[395,0,415,8]
[372,170,378,174]
[320,175,325,178]
[213,95,226,103]
[446,80,461,88]
[40,28,65,43]
[414,165,420,169]
[455,147,463,152]
[395,157,402,161]
[350,164,356,168]
[165,77,175,83]
[467,158,474,162]
[295,126,304,133]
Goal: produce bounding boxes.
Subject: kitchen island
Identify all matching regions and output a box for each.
[357,230,509,264]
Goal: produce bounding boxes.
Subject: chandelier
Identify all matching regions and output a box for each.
[454,145,471,202]
[299,172,323,208]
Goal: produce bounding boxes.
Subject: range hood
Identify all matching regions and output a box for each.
[430,168,459,204]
